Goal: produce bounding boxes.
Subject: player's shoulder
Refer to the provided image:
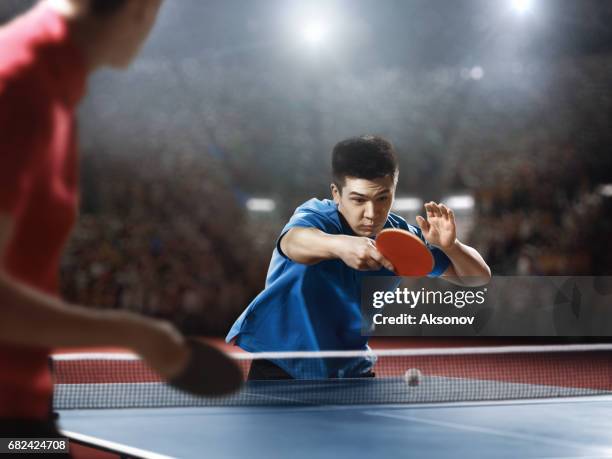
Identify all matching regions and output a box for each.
[0,11,36,78]
[288,198,341,232]
[385,212,424,239]
[294,198,338,218]
[0,17,52,135]
[0,5,55,96]
[386,212,411,231]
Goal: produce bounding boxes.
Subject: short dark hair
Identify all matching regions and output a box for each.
[90,0,127,16]
[332,135,399,189]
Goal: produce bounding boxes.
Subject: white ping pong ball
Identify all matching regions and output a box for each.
[404,368,422,386]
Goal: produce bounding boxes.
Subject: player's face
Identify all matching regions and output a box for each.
[332,176,396,237]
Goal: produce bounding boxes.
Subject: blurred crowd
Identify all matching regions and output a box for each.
[60,54,612,334]
[444,56,612,276]
[61,152,270,335]
[468,144,610,275]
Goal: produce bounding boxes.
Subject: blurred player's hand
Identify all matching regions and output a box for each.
[122,314,190,380]
[336,235,395,272]
[416,202,457,250]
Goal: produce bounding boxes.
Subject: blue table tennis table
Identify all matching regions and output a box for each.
[56,377,612,459]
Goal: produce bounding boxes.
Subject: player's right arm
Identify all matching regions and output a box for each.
[280,227,394,271]
[0,213,188,379]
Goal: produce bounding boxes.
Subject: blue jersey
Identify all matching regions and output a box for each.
[226,198,450,378]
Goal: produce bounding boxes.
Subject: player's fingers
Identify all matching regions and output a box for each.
[448,208,456,225]
[429,202,442,217]
[367,247,384,265]
[439,204,450,219]
[360,257,382,271]
[424,203,435,218]
[370,248,395,272]
[380,256,395,273]
[416,215,430,232]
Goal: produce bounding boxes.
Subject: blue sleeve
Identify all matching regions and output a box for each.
[284,209,336,233]
[428,247,451,277]
[276,207,338,259]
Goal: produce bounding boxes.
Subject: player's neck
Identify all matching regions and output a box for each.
[46,0,104,72]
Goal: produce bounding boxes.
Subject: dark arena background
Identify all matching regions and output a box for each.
[2,0,611,336]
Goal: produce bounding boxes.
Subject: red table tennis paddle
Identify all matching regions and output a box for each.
[375,228,434,277]
[169,338,243,396]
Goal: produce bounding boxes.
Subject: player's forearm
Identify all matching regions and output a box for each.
[280,228,346,264]
[443,240,491,286]
[0,271,150,350]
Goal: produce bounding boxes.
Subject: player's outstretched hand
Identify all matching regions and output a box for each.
[336,235,395,272]
[416,202,457,250]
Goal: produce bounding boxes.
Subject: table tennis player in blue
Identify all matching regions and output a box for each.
[226,135,490,379]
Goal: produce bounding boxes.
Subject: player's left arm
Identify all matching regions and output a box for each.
[417,201,491,287]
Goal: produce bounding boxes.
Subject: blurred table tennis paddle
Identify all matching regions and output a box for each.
[169,338,242,396]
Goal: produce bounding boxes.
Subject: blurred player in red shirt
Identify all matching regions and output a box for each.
[0,0,190,442]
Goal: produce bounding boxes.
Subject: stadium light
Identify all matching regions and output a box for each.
[511,0,533,14]
[598,184,612,197]
[301,20,328,46]
[442,195,475,211]
[393,197,423,212]
[282,2,343,53]
[246,198,276,212]
[470,66,484,80]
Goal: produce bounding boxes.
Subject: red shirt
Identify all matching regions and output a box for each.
[0,3,86,419]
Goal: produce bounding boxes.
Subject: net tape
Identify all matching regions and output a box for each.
[52,344,612,409]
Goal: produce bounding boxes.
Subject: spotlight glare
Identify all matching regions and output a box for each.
[598,184,612,197]
[246,198,276,212]
[442,195,475,211]
[470,66,484,80]
[511,0,533,14]
[301,21,327,46]
[393,197,423,212]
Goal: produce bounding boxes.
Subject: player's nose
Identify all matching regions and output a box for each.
[363,202,375,219]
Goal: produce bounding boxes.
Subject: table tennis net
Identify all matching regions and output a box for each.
[51,344,612,409]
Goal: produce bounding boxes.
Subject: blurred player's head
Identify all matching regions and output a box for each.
[331,135,399,237]
[47,0,163,69]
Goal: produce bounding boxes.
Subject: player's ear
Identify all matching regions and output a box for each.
[330,183,341,204]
